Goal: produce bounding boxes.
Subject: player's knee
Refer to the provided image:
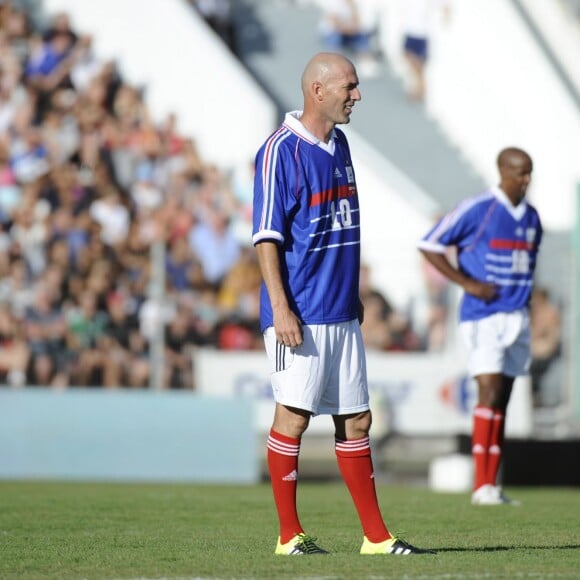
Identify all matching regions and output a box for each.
[355,410,372,435]
[336,410,372,439]
[273,406,310,438]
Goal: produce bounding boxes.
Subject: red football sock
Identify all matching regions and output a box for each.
[335,436,391,543]
[472,406,494,491]
[486,410,505,486]
[267,429,303,544]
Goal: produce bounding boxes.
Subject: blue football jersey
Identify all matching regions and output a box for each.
[418,187,542,321]
[252,111,361,331]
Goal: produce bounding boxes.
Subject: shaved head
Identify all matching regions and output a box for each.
[497,147,532,171]
[301,52,355,96]
[299,52,360,142]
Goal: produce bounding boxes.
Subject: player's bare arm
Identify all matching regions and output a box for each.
[420,249,498,302]
[255,241,304,347]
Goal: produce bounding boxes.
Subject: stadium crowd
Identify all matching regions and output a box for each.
[0,2,561,394]
[0,2,268,390]
[0,2,426,391]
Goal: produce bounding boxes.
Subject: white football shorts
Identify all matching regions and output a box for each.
[263,320,370,416]
[459,309,531,378]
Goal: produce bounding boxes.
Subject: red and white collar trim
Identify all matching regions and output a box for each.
[283,111,336,154]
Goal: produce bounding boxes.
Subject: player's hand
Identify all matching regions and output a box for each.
[463,279,499,302]
[273,307,303,348]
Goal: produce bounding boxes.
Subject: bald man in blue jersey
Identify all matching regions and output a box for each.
[252,52,433,556]
[419,147,542,506]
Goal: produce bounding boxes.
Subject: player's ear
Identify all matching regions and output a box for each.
[313,81,324,102]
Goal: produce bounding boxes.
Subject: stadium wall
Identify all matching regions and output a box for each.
[0,390,259,483]
[41,0,277,174]
[194,348,534,439]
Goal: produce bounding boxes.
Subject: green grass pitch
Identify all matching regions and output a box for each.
[1,481,579,579]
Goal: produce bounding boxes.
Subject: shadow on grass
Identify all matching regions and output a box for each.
[435,544,580,553]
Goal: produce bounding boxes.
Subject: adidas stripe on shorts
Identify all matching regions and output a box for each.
[459,309,531,378]
[263,320,369,416]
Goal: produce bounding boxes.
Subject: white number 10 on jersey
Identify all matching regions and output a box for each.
[330,199,353,229]
[512,250,529,274]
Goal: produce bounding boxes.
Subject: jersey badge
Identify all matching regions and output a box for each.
[346,166,354,183]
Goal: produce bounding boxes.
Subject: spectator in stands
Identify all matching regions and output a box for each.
[125,326,151,388]
[0,257,35,319]
[24,283,69,387]
[69,35,103,94]
[529,287,562,407]
[66,288,109,386]
[417,220,451,350]
[0,137,19,218]
[102,290,139,389]
[360,288,393,350]
[89,185,130,249]
[164,301,200,389]
[359,263,422,352]
[359,263,394,350]
[217,246,261,321]
[42,11,78,47]
[189,207,241,288]
[165,236,198,293]
[215,245,263,352]
[11,125,50,184]
[317,0,381,78]
[9,182,50,276]
[400,0,450,101]
[173,137,205,184]
[1,5,32,64]
[0,303,29,388]
[25,25,79,122]
[190,286,220,347]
